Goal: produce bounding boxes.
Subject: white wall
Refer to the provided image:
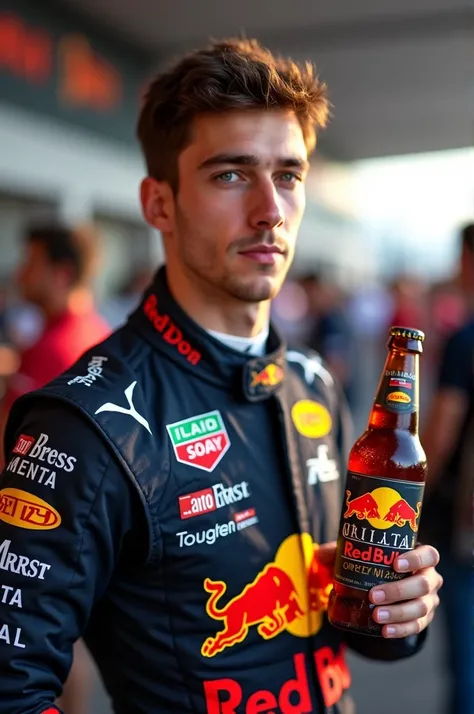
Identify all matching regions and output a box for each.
[0,103,145,223]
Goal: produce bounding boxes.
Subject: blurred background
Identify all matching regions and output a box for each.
[0,0,472,712]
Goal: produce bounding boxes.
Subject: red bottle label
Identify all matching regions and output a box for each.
[334,471,425,590]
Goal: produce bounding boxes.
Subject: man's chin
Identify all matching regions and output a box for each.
[227,275,283,303]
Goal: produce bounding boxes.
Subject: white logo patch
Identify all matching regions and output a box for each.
[95,381,152,434]
[307,445,339,485]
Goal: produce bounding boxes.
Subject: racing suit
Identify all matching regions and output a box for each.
[0,268,425,714]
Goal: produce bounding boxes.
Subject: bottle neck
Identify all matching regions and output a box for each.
[368,348,420,433]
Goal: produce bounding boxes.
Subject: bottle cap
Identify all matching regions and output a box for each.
[389,326,425,342]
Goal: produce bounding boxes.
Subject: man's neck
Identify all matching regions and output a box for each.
[165,266,271,338]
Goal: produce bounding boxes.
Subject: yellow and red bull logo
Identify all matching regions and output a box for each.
[0,488,61,530]
[250,363,284,388]
[291,400,332,439]
[344,487,421,532]
[201,534,333,658]
[202,534,351,712]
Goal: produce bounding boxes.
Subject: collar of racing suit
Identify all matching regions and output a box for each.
[127,266,287,402]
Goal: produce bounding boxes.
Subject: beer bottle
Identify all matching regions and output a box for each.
[328,326,426,636]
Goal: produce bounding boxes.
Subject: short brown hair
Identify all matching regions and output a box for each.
[26,222,100,287]
[137,38,329,191]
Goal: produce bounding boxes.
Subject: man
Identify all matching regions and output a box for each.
[421,222,474,714]
[0,39,442,714]
[0,223,109,425]
[0,222,110,714]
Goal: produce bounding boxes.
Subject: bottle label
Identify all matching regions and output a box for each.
[334,471,425,591]
[378,370,416,413]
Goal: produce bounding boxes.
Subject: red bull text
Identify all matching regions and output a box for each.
[204,646,351,713]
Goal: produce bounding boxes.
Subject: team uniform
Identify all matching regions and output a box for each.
[0,269,424,714]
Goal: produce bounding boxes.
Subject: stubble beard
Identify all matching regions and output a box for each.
[174,208,290,304]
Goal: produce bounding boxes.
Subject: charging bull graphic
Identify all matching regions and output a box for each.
[344,486,422,533]
[201,535,334,657]
[383,499,422,532]
[344,491,381,520]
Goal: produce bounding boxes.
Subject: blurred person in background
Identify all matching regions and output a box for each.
[100,266,155,329]
[300,272,356,409]
[0,222,110,714]
[388,275,427,332]
[421,222,474,714]
[0,39,442,714]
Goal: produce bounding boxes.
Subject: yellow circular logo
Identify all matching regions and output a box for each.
[387,391,411,404]
[0,488,61,530]
[291,400,332,439]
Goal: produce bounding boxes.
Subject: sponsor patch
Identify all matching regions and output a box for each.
[167,410,230,472]
[178,481,250,520]
[68,355,108,387]
[291,400,332,439]
[0,488,61,530]
[12,435,35,457]
[177,509,258,548]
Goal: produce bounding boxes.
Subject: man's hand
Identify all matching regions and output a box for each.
[369,544,442,638]
[318,542,442,638]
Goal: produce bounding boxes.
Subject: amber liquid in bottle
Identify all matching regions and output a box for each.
[328,327,427,636]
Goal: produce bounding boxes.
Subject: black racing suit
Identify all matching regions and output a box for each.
[0,268,425,714]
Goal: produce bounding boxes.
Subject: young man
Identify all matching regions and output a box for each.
[421,223,474,714]
[0,39,441,714]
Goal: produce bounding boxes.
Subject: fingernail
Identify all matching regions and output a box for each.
[385,626,396,637]
[377,610,390,622]
[372,590,385,603]
[397,558,409,571]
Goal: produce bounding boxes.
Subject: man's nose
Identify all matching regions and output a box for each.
[247,181,284,232]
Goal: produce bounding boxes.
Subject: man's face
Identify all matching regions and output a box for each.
[17,242,63,306]
[148,109,309,303]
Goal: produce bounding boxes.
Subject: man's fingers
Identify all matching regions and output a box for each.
[373,593,440,625]
[379,605,437,639]
[370,568,442,605]
[393,545,439,573]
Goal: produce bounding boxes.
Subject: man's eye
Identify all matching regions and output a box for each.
[279,173,300,184]
[216,172,240,183]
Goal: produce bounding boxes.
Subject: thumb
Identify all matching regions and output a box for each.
[315,541,337,566]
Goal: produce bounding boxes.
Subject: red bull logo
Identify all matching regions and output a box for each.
[383,499,421,532]
[344,487,421,532]
[201,534,333,657]
[344,491,381,520]
[250,363,284,388]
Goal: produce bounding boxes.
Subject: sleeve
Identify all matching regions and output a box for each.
[0,398,140,713]
[438,329,473,393]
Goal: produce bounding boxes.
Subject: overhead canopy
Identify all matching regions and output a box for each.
[58,0,473,160]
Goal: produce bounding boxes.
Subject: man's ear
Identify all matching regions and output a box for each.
[140,177,175,232]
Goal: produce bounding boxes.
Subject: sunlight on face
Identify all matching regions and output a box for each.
[167,109,308,303]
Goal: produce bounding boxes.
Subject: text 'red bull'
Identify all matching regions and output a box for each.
[144,294,201,365]
[204,647,351,713]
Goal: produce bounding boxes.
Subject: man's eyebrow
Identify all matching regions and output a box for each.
[197,154,309,171]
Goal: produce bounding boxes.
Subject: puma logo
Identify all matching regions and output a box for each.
[95,381,152,434]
